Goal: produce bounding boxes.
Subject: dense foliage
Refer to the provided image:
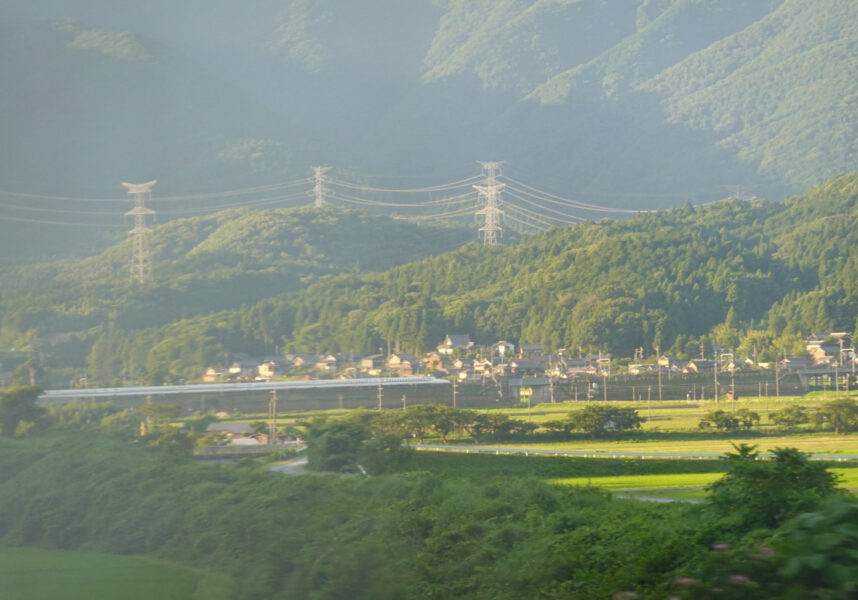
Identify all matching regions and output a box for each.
[707,444,841,530]
[0,434,709,600]
[0,432,853,599]
[11,174,855,385]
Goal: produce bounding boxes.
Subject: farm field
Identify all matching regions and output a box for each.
[0,547,235,600]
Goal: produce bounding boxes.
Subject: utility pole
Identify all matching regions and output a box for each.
[452,379,458,409]
[775,360,780,400]
[268,390,278,445]
[474,161,504,245]
[714,354,719,402]
[311,166,331,208]
[656,346,663,402]
[377,383,383,411]
[122,180,156,284]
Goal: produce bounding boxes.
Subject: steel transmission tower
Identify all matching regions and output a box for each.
[122,180,157,284]
[311,166,331,207]
[473,161,504,245]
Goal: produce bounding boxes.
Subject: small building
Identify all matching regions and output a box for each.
[257,358,290,380]
[683,359,715,374]
[423,352,449,373]
[437,334,474,355]
[228,360,259,380]
[387,353,419,376]
[205,422,254,439]
[489,340,515,359]
[518,343,545,358]
[360,354,385,374]
[780,357,814,371]
[510,359,544,376]
[202,367,225,383]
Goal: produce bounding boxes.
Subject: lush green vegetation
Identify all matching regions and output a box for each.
[0,546,234,600]
[0,430,855,600]
[13,173,854,385]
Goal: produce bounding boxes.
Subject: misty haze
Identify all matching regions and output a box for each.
[2,1,858,599]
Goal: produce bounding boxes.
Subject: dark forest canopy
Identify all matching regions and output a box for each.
[3,173,858,386]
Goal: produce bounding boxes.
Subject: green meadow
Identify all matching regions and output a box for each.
[0,547,234,600]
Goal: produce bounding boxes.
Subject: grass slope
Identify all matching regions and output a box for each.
[0,546,234,600]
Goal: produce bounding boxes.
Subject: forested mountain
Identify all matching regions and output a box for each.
[8,173,856,387]
[0,207,472,382]
[4,0,858,258]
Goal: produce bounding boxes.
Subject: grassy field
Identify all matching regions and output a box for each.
[0,547,235,600]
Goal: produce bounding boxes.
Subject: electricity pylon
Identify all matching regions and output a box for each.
[474,161,504,245]
[122,180,156,284]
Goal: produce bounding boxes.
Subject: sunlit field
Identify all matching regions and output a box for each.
[0,547,234,600]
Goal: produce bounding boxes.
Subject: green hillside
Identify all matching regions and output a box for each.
[644,0,858,188]
[26,173,854,386]
[0,546,234,600]
[4,0,858,239]
[0,207,472,382]
[0,19,333,257]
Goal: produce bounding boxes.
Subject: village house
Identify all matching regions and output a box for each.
[360,354,385,375]
[627,363,657,375]
[518,343,544,358]
[205,422,254,440]
[489,340,515,359]
[683,359,714,374]
[228,360,259,381]
[202,367,225,383]
[314,354,340,372]
[386,353,419,376]
[423,351,450,373]
[780,356,814,371]
[284,354,319,368]
[509,359,545,377]
[257,357,291,380]
[437,334,474,355]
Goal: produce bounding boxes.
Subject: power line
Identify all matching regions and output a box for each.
[474,161,504,245]
[0,214,125,227]
[504,190,586,222]
[0,202,124,216]
[327,174,481,194]
[502,175,646,214]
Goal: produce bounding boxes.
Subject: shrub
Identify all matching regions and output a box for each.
[707,444,840,529]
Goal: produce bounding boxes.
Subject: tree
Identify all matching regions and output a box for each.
[0,386,43,437]
[305,419,370,473]
[734,408,761,430]
[698,410,739,431]
[707,444,840,529]
[813,398,858,434]
[567,406,643,439]
[358,433,412,474]
[770,405,809,430]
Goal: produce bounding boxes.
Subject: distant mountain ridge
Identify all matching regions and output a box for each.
[3,0,858,257]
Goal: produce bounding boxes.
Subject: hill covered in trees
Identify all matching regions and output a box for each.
[6,173,858,386]
[0,207,472,384]
[4,0,858,257]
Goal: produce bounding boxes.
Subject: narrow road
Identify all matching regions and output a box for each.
[268,455,308,475]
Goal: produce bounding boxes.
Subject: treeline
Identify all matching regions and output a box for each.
[6,175,858,386]
[1,429,855,598]
[80,174,858,384]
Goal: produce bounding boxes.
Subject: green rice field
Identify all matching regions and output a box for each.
[0,547,235,600]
